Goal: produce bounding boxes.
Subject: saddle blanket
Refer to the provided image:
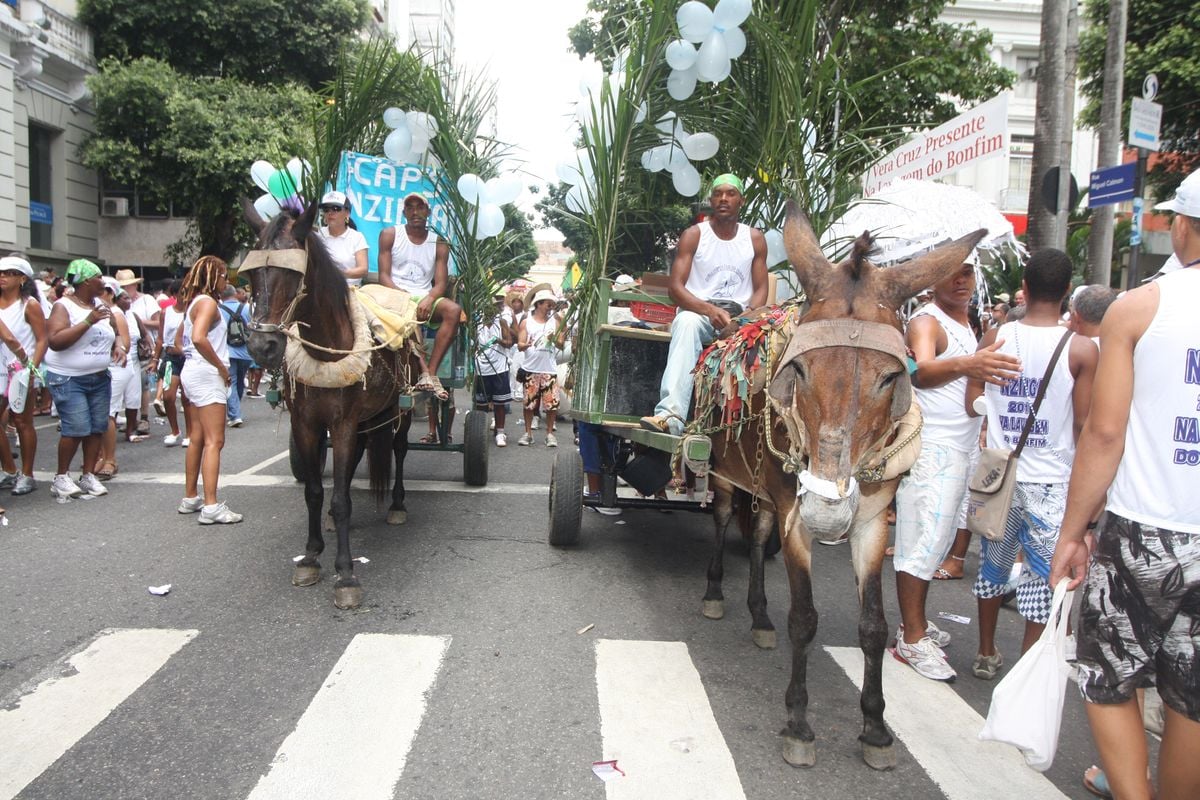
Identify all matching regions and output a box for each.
[353,285,421,351]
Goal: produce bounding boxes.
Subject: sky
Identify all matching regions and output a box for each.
[454,0,593,234]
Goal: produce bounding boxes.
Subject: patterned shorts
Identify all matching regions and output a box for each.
[972,481,1066,624]
[894,442,973,580]
[523,372,559,412]
[1076,512,1200,721]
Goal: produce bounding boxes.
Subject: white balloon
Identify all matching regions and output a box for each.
[672,163,702,197]
[409,131,430,154]
[250,160,275,193]
[798,118,817,157]
[484,173,523,205]
[556,161,580,185]
[722,25,747,59]
[655,112,678,135]
[696,30,730,83]
[764,229,787,266]
[286,157,306,187]
[713,0,752,29]
[457,173,484,205]
[683,132,720,161]
[665,39,698,71]
[253,193,281,220]
[667,145,692,174]
[474,204,505,239]
[666,66,698,101]
[812,184,831,213]
[807,152,833,181]
[382,107,406,129]
[612,47,631,76]
[384,127,413,162]
[648,145,672,172]
[575,149,595,181]
[676,1,714,44]
[635,100,648,124]
[564,183,591,214]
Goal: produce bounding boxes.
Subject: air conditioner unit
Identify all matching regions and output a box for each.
[101,197,129,217]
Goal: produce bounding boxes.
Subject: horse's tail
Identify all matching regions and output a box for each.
[366,422,394,503]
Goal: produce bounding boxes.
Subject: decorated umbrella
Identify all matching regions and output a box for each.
[821,179,1022,265]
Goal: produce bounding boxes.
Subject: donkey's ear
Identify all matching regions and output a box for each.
[878,229,988,308]
[291,201,320,243]
[783,200,831,298]
[242,197,266,236]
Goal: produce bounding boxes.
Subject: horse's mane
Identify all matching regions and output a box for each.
[262,208,351,324]
[848,231,874,281]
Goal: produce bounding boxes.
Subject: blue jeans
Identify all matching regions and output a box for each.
[653,310,716,434]
[226,358,251,420]
[46,369,111,437]
[577,421,619,475]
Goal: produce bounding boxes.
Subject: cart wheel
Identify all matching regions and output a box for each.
[463,410,489,486]
[548,448,583,547]
[289,429,329,482]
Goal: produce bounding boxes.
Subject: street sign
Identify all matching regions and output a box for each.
[1129,97,1163,151]
[1088,162,1137,208]
[1131,197,1144,247]
[1041,166,1079,214]
[1143,73,1158,101]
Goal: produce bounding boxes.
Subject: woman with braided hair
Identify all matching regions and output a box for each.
[175,256,242,524]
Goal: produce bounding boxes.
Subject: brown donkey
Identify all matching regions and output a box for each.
[702,201,984,769]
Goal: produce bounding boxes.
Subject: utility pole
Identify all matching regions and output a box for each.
[1086,0,1127,286]
[1054,0,1080,251]
[1026,0,1069,251]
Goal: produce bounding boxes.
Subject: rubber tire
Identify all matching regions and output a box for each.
[463,410,489,486]
[289,428,329,482]
[548,448,583,547]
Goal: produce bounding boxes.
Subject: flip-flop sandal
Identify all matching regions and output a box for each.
[414,373,450,401]
[932,567,963,580]
[96,460,118,481]
[1083,766,1112,799]
[418,433,438,444]
[126,434,150,443]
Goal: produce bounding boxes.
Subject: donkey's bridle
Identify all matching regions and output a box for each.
[238,247,308,334]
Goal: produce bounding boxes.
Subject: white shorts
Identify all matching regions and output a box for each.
[108,363,140,416]
[893,441,973,580]
[181,360,229,408]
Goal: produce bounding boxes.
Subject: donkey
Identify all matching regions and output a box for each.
[703,201,984,769]
[243,202,419,609]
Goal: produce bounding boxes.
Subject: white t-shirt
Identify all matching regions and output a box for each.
[127,292,159,323]
[318,226,369,287]
[521,314,558,375]
[475,318,509,376]
[388,229,439,294]
[44,298,116,376]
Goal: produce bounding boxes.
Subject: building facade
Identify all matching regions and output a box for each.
[369,0,455,62]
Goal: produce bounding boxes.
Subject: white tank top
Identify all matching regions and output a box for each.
[389,229,439,294]
[521,314,558,374]
[984,322,1076,483]
[684,222,755,308]
[162,305,185,352]
[0,297,37,363]
[124,308,141,349]
[910,303,982,452]
[182,296,230,368]
[1108,268,1200,532]
[44,297,116,376]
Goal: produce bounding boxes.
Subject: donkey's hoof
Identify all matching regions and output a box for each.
[782,736,816,767]
[702,599,725,620]
[333,584,363,610]
[386,508,408,525]
[292,564,321,587]
[862,743,896,771]
[751,628,777,650]
[324,513,335,533]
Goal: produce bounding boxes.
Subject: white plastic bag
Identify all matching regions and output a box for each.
[8,365,29,414]
[979,578,1074,771]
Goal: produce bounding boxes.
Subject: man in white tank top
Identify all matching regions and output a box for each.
[965,248,1098,681]
[640,174,768,435]
[378,193,461,399]
[1051,170,1200,799]
[891,258,1022,681]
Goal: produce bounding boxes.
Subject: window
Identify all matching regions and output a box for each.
[1014,55,1039,100]
[28,126,54,250]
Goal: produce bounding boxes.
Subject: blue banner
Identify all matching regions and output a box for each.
[29,201,52,225]
[335,151,450,275]
[1088,162,1136,208]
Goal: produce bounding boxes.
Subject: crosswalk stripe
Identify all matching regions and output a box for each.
[825,646,1069,799]
[245,633,450,800]
[595,640,746,799]
[0,628,199,800]
[30,469,548,494]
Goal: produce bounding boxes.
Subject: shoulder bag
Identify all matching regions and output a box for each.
[965,330,1072,541]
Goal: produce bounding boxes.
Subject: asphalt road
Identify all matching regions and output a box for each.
[0,393,1146,799]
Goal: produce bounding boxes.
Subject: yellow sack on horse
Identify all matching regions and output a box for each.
[353,284,421,351]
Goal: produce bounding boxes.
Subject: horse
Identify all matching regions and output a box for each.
[699,201,984,770]
[242,201,420,609]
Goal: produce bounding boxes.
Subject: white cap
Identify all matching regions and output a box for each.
[1154,170,1200,217]
[101,276,123,296]
[531,289,557,307]
[0,256,33,278]
[614,274,636,287]
[320,190,348,208]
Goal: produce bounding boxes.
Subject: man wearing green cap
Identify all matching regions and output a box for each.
[641,174,768,435]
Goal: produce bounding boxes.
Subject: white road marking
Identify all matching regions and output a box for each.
[825,646,1069,799]
[595,639,746,800]
[28,470,548,494]
[245,633,450,800]
[0,628,198,800]
[237,449,291,476]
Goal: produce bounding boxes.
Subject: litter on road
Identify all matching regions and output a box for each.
[148,584,172,596]
[591,760,625,782]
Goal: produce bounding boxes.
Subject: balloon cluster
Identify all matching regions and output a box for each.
[556,149,596,215]
[456,173,522,240]
[666,0,751,99]
[250,158,310,220]
[640,112,719,197]
[382,108,440,166]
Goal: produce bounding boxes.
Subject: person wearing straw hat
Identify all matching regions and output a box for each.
[115,268,158,433]
[516,288,563,446]
[640,173,768,435]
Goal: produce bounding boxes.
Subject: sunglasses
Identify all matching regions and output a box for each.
[0,271,26,277]
[320,204,347,212]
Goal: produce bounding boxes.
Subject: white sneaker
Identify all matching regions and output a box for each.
[593,505,622,516]
[545,433,558,447]
[12,474,36,495]
[531,417,539,430]
[517,432,533,446]
[893,636,957,682]
[181,437,190,447]
[51,473,83,499]
[77,473,108,497]
[495,431,507,447]
[898,621,951,649]
[228,418,244,428]
[0,471,17,490]
[164,433,180,447]
[178,496,204,514]
[199,502,243,525]
[489,418,496,431]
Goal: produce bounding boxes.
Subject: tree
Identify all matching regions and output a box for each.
[1078,0,1200,196]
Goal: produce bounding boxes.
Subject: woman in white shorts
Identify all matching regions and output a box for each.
[176,256,242,525]
[94,278,132,480]
[0,256,48,496]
